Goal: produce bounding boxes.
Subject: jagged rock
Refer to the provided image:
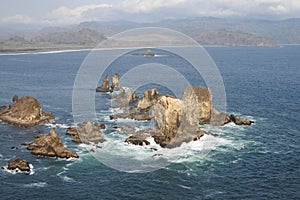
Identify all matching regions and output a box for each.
[27,129,78,158]
[136,89,160,110]
[0,96,54,127]
[96,75,110,92]
[183,86,212,125]
[8,158,30,172]
[125,136,150,146]
[229,114,254,125]
[111,73,122,91]
[77,121,106,144]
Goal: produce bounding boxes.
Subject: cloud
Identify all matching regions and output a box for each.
[1,0,300,26]
[121,0,187,13]
[48,4,113,24]
[1,14,34,24]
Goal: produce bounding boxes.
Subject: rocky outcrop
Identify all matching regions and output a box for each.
[0,96,54,127]
[229,114,254,125]
[96,75,110,92]
[7,158,30,172]
[125,136,150,146]
[66,121,106,144]
[111,73,122,91]
[27,129,78,158]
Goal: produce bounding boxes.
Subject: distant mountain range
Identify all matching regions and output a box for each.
[1,17,300,52]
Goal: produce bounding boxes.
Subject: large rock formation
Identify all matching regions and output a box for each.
[0,96,54,127]
[66,121,106,144]
[150,93,209,148]
[27,129,78,158]
[7,158,30,172]
[96,75,110,92]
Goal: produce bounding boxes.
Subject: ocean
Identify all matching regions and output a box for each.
[0,46,299,199]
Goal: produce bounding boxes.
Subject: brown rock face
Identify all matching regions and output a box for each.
[8,158,30,172]
[184,86,212,124]
[27,129,78,158]
[75,121,106,144]
[0,96,54,127]
[151,95,183,147]
[96,75,110,92]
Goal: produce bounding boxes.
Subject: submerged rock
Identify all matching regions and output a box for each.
[96,75,110,92]
[0,96,54,127]
[27,129,78,158]
[125,136,150,146]
[8,158,30,172]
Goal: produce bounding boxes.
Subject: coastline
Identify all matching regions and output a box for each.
[0,44,283,55]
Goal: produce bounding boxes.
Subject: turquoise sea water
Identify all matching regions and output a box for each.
[0,46,299,199]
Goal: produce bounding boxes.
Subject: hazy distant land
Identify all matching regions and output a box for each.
[1,17,300,52]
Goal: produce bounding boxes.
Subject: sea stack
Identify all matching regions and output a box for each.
[0,95,54,127]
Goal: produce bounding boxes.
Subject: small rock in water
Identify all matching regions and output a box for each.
[7,158,30,172]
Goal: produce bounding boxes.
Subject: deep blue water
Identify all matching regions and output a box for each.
[0,46,299,199]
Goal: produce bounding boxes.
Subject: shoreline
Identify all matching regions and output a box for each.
[0,44,291,55]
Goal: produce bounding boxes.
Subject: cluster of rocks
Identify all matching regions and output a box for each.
[107,85,254,148]
[0,95,80,172]
[96,73,123,93]
[1,77,254,171]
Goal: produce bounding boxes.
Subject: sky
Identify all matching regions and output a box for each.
[1,0,300,26]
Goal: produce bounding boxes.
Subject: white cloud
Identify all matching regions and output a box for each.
[2,0,300,26]
[49,4,113,24]
[1,14,34,24]
[121,0,187,13]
